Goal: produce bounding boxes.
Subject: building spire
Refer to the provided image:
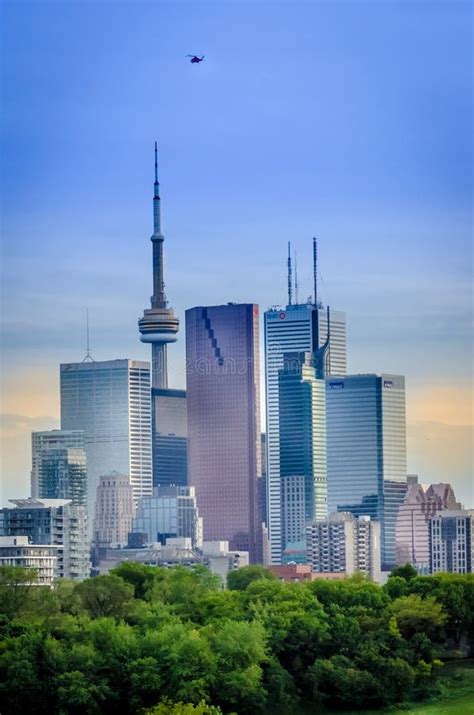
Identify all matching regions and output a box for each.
[287,241,293,306]
[313,237,318,307]
[153,142,162,237]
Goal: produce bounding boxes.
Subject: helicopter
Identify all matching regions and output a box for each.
[187,54,205,64]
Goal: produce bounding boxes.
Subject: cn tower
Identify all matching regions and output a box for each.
[138,143,179,388]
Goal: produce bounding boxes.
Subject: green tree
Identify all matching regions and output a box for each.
[74,575,134,618]
[145,701,222,714]
[390,563,418,581]
[0,565,38,619]
[389,594,446,640]
[226,565,277,591]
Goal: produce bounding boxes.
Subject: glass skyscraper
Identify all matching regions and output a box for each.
[31,429,85,498]
[152,388,187,487]
[38,448,87,506]
[60,359,152,527]
[186,303,262,562]
[132,486,201,548]
[264,303,346,563]
[279,352,327,561]
[326,373,407,568]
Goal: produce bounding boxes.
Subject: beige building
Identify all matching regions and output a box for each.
[396,482,460,573]
[94,473,135,547]
[306,512,381,582]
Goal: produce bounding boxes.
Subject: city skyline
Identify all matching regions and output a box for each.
[1,1,472,509]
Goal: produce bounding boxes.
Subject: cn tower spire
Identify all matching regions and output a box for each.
[138,143,179,389]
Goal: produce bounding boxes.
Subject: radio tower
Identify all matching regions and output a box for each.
[138,143,179,388]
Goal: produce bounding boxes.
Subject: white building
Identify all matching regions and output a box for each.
[429,511,473,574]
[0,535,58,587]
[306,512,381,582]
[60,359,152,528]
[264,303,346,563]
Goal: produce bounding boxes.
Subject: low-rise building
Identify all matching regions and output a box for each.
[131,486,202,548]
[0,535,58,586]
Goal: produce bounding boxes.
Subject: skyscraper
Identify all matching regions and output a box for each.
[31,429,84,498]
[60,359,152,526]
[279,352,327,561]
[396,481,461,572]
[131,485,202,548]
[137,145,187,490]
[264,239,346,563]
[326,373,407,569]
[38,448,87,506]
[94,473,135,548]
[186,303,262,562]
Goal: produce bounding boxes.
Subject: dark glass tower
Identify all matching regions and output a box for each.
[186,304,262,562]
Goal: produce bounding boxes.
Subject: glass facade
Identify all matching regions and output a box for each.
[326,374,407,568]
[31,430,84,498]
[279,352,327,558]
[264,303,346,563]
[39,448,87,506]
[152,388,187,487]
[186,303,261,562]
[60,360,152,528]
[132,486,201,547]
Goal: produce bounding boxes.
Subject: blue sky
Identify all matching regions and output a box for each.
[1,0,472,506]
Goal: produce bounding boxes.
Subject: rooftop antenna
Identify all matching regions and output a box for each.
[313,237,318,307]
[287,241,293,306]
[294,249,299,305]
[82,308,95,362]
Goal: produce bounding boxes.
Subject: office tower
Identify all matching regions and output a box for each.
[60,359,152,527]
[138,144,179,390]
[265,239,346,564]
[31,429,84,498]
[279,352,327,562]
[186,303,262,562]
[429,511,473,574]
[131,485,202,547]
[38,448,87,506]
[0,536,58,586]
[326,374,407,569]
[306,512,381,581]
[94,474,135,548]
[0,498,90,580]
[396,482,461,572]
[152,388,187,487]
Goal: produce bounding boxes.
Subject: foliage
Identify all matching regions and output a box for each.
[226,564,277,590]
[0,564,472,714]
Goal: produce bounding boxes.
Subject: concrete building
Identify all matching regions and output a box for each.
[0,536,58,587]
[396,481,461,572]
[264,239,346,564]
[94,473,135,548]
[326,374,407,569]
[131,485,202,548]
[186,303,262,562]
[37,448,87,506]
[279,352,327,562]
[429,511,473,574]
[31,429,84,498]
[60,359,152,527]
[306,512,382,582]
[0,498,90,580]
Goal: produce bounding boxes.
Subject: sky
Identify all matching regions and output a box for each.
[1,0,472,507]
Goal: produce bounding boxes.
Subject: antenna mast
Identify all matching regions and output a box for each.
[313,237,318,307]
[294,249,299,305]
[82,308,95,362]
[287,241,293,306]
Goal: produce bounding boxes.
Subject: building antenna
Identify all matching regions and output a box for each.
[294,249,299,305]
[313,236,318,307]
[82,308,95,362]
[287,241,293,306]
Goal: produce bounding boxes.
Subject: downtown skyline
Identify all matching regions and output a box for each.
[1,1,472,508]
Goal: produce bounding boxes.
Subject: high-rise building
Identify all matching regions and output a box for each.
[94,474,135,548]
[0,498,90,580]
[0,536,58,587]
[37,448,87,506]
[60,359,152,527]
[429,511,473,574]
[396,481,461,572]
[326,374,407,569]
[279,352,327,561]
[264,239,346,564]
[131,486,202,548]
[31,429,84,498]
[186,303,262,562]
[152,388,187,487]
[306,512,382,581]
